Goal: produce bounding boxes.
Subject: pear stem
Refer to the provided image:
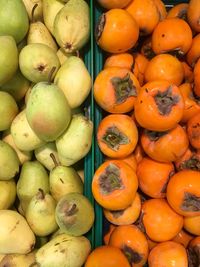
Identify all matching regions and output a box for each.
[37,188,45,200]
[31,4,38,23]
[50,153,59,167]
[48,66,56,84]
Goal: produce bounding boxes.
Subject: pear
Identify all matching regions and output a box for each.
[17,37,27,53]
[0,252,35,267]
[0,141,20,181]
[11,110,45,151]
[0,210,35,254]
[49,154,83,202]
[0,92,19,131]
[56,114,93,166]
[36,233,91,267]
[22,0,43,21]
[43,0,64,35]
[19,43,60,83]
[54,56,92,108]
[17,160,49,212]
[0,70,30,102]
[2,129,32,165]
[50,228,64,239]
[34,142,59,171]
[26,81,71,142]
[35,236,49,249]
[0,0,29,44]
[56,49,76,65]
[0,255,5,262]
[26,189,58,236]
[0,179,16,210]
[56,193,95,236]
[24,82,35,105]
[0,36,18,86]
[53,0,90,53]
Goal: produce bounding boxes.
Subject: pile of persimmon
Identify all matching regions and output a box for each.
[85,0,200,266]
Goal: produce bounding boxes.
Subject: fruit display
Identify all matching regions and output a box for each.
[90,0,200,266]
[0,0,94,266]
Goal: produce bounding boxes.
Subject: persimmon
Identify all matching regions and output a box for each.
[194,57,200,96]
[184,215,200,236]
[181,62,194,83]
[84,245,130,267]
[141,37,155,60]
[96,9,139,53]
[152,0,167,21]
[144,54,184,86]
[126,0,160,35]
[132,53,149,86]
[97,114,138,158]
[137,157,174,198]
[92,160,138,210]
[167,170,200,217]
[109,225,149,267]
[134,81,184,131]
[97,0,132,9]
[94,67,140,113]
[167,3,188,20]
[120,153,137,172]
[103,192,141,225]
[187,0,200,32]
[104,53,134,70]
[179,83,200,123]
[172,229,194,248]
[142,199,183,242]
[152,18,193,56]
[147,238,158,251]
[187,34,200,67]
[148,241,188,267]
[175,148,200,171]
[187,236,200,267]
[187,112,200,149]
[134,144,145,163]
[103,224,116,245]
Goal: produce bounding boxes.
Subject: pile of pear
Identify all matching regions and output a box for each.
[0,0,95,266]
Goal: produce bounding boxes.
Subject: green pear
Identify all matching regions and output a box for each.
[0,141,20,181]
[0,36,18,86]
[17,160,49,212]
[0,210,35,254]
[36,233,91,267]
[56,49,76,65]
[19,43,60,83]
[55,193,95,236]
[56,114,93,166]
[24,82,35,105]
[11,110,45,151]
[54,56,92,108]
[0,252,35,267]
[53,0,90,53]
[26,81,71,142]
[43,0,64,35]
[26,189,58,236]
[0,0,29,44]
[0,92,18,131]
[0,179,16,210]
[34,142,59,171]
[49,155,83,202]
[2,129,32,165]
[22,0,43,21]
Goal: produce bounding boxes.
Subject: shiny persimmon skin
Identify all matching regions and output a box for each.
[147,238,158,251]
[103,192,141,225]
[144,54,184,86]
[141,125,189,163]
[109,225,149,267]
[152,0,167,21]
[152,18,193,55]
[103,224,116,245]
[97,114,138,158]
[132,53,149,86]
[184,215,200,236]
[142,199,183,242]
[97,0,132,9]
[126,0,160,35]
[179,83,200,123]
[84,245,130,267]
[189,236,200,247]
[97,9,139,54]
[167,170,200,217]
[148,241,188,267]
[137,157,174,198]
[181,62,194,83]
[194,58,200,96]
[167,3,188,20]
[172,229,194,248]
[187,34,200,67]
[134,144,145,163]
[187,0,200,32]
[92,160,138,210]
[94,67,140,113]
[121,153,137,172]
[134,81,184,131]
[104,53,134,70]
[187,112,200,149]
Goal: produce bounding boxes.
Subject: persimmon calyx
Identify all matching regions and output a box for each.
[111,73,137,104]
[187,245,200,267]
[95,13,106,42]
[99,163,124,195]
[111,209,124,218]
[102,126,130,151]
[144,129,168,141]
[181,192,200,212]
[154,85,180,115]
[178,156,200,171]
[160,170,175,193]
[122,245,143,264]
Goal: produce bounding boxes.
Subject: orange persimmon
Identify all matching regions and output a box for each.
[97,0,132,9]
[133,144,146,163]
[194,58,200,96]
[172,229,194,248]
[187,33,200,67]
[175,147,200,171]
[104,53,134,70]
[152,0,167,21]
[167,3,188,20]
[187,0,200,32]
[187,111,200,149]
[184,215,200,236]
[132,53,149,86]
[181,62,194,83]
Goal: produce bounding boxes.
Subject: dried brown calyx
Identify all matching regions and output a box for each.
[122,245,143,265]
[144,129,168,141]
[188,245,200,267]
[178,156,200,171]
[181,192,200,212]
[95,13,106,42]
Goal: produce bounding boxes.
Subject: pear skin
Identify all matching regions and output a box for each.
[0,179,16,210]
[56,49,76,65]
[22,0,43,22]
[0,252,35,267]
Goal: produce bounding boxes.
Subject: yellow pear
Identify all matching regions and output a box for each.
[0,179,16,210]
[22,0,43,21]
[0,252,35,267]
